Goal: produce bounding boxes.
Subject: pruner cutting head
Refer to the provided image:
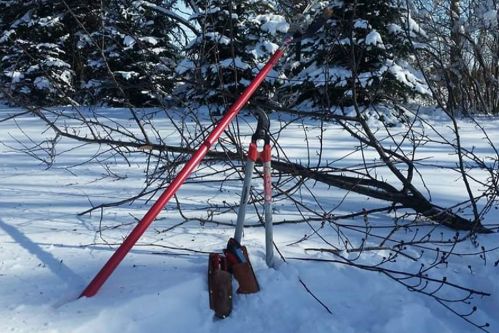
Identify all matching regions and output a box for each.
[251,107,270,144]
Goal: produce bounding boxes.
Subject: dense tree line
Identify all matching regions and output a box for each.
[0,0,497,114]
[0,0,180,106]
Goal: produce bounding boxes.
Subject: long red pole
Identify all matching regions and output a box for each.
[80,47,287,298]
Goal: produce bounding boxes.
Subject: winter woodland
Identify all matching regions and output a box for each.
[0,1,498,332]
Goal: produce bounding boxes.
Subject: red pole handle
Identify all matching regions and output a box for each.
[80,48,286,298]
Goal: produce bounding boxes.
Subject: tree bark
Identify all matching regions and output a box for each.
[448,0,464,114]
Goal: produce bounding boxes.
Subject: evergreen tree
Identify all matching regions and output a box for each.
[176,0,288,106]
[79,0,180,106]
[0,0,77,105]
[60,1,102,103]
[284,0,429,108]
[0,0,180,107]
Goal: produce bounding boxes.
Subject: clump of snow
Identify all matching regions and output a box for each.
[33,76,52,91]
[43,57,71,69]
[289,62,352,87]
[123,36,136,48]
[404,15,428,38]
[59,70,73,86]
[175,59,195,75]
[337,37,351,45]
[114,71,139,80]
[217,57,250,70]
[36,43,61,51]
[37,16,61,28]
[27,64,41,74]
[140,36,159,45]
[88,59,104,69]
[0,29,15,43]
[249,40,279,59]
[255,14,289,35]
[353,19,369,29]
[387,23,403,35]
[76,34,92,49]
[11,10,33,29]
[188,32,231,48]
[387,60,431,96]
[365,30,384,48]
[4,71,24,83]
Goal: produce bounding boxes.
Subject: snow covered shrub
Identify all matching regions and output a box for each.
[78,0,180,106]
[283,0,430,109]
[0,0,179,107]
[175,0,288,107]
[0,1,76,106]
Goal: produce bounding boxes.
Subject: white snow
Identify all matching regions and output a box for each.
[59,70,73,86]
[140,36,159,45]
[123,36,136,48]
[249,40,279,59]
[33,76,52,91]
[0,107,498,333]
[19,86,31,94]
[114,71,139,80]
[76,34,92,49]
[404,15,428,38]
[36,43,62,51]
[337,37,351,45]
[43,57,71,69]
[217,57,250,70]
[37,16,61,28]
[4,70,24,83]
[87,59,104,69]
[11,10,33,29]
[188,32,231,48]
[387,60,431,95]
[290,62,352,87]
[151,47,167,54]
[255,14,289,35]
[364,30,384,48]
[387,23,403,35]
[353,19,369,29]
[175,59,195,75]
[0,29,15,43]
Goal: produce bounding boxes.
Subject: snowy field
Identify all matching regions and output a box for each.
[0,106,498,333]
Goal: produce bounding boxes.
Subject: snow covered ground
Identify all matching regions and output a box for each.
[0,106,498,333]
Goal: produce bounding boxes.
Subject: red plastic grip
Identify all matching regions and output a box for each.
[248,143,258,162]
[261,144,272,163]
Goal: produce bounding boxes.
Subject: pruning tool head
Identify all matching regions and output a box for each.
[251,107,270,144]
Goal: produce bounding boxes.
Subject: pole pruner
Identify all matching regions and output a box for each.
[234,108,274,267]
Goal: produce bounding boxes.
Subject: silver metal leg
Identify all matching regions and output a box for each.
[263,160,273,267]
[234,159,255,243]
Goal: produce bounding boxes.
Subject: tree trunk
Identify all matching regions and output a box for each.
[448,0,464,114]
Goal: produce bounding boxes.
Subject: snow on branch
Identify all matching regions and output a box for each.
[135,0,200,36]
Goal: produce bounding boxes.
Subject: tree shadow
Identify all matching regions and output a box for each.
[0,217,84,290]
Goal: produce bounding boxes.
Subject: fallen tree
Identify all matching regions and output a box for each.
[5,102,494,234]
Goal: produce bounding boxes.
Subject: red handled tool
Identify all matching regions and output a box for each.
[233,108,274,267]
[80,0,328,298]
[80,39,292,298]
